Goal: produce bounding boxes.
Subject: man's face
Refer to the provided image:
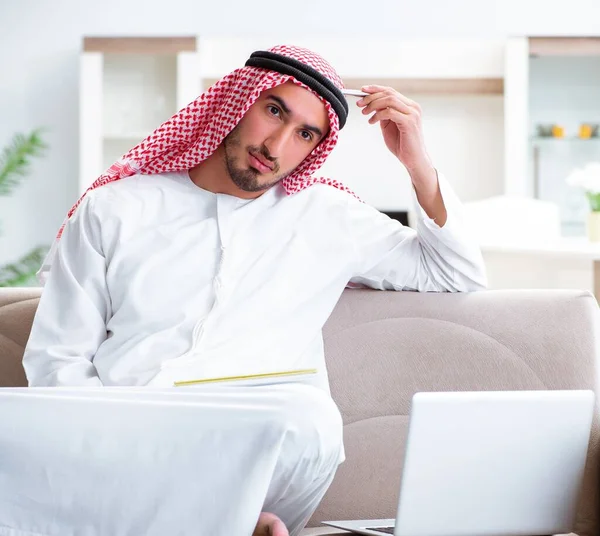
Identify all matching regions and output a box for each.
[222,81,330,193]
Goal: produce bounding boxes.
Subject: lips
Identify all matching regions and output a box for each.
[248,151,273,173]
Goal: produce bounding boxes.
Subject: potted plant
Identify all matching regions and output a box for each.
[566,162,600,242]
[0,129,49,286]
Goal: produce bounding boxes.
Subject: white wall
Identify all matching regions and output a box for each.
[320,94,505,210]
[1,0,600,267]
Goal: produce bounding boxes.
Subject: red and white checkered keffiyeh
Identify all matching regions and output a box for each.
[39,44,357,283]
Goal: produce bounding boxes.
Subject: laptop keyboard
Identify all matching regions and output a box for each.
[366,527,395,534]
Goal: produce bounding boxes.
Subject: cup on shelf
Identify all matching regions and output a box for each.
[551,125,565,138]
[579,124,599,139]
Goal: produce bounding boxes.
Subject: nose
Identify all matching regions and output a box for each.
[263,126,292,160]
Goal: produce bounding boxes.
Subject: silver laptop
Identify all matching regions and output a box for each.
[323,389,595,536]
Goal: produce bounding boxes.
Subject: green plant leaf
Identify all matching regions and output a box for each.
[0,246,48,287]
[586,192,600,212]
[0,129,50,286]
[0,128,48,196]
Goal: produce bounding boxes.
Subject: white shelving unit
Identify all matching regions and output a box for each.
[504,36,600,235]
[79,36,201,194]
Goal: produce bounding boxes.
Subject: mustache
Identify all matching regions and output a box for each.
[249,145,279,174]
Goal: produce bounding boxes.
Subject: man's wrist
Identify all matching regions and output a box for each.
[408,161,438,191]
[407,161,447,227]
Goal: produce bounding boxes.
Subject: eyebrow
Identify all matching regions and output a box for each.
[266,95,324,139]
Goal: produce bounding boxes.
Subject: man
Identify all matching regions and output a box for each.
[20,45,486,536]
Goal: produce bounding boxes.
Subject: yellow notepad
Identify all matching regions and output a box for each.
[173,368,318,387]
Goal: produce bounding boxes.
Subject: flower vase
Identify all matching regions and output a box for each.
[587,211,600,242]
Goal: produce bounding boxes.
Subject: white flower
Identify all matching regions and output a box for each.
[566,162,600,193]
[566,168,585,187]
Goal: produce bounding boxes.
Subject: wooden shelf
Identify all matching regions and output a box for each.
[531,136,600,142]
[529,37,600,57]
[83,36,197,54]
[343,77,504,95]
[202,77,504,95]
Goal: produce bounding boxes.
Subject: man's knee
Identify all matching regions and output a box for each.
[272,384,344,465]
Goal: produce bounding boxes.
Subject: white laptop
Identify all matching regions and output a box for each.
[323,389,595,536]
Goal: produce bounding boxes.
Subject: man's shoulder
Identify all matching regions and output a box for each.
[297,182,374,221]
[84,171,185,213]
[294,181,358,208]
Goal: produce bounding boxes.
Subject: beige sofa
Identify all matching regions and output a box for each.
[1,287,599,536]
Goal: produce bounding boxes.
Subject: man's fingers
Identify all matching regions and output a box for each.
[357,89,391,108]
[360,85,420,109]
[368,107,405,125]
[360,94,412,116]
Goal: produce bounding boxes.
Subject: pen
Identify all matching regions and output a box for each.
[341,89,369,97]
[174,368,318,387]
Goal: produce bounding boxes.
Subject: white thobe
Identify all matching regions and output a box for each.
[8,170,486,535]
[23,170,486,389]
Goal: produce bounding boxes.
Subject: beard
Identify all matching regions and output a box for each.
[223,125,286,193]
